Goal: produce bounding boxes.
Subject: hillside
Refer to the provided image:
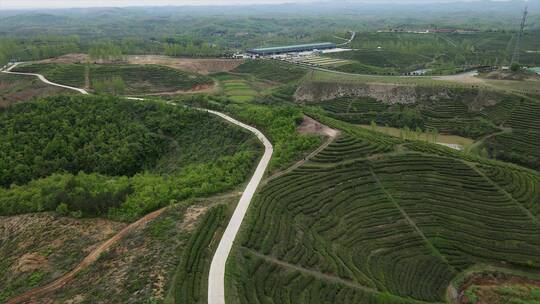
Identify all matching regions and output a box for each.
[0,213,126,302]
[0,74,70,108]
[12,63,213,95]
[227,113,540,304]
[296,80,540,170]
[0,95,261,221]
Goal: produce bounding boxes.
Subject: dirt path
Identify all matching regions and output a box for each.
[2,63,274,304]
[266,115,340,182]
[5,208,166,304]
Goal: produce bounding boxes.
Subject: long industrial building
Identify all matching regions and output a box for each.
[248,42,336,56]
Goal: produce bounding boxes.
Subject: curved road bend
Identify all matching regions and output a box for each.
[2,62,89,95]
[206,110,273,304]
[2,62,274,304]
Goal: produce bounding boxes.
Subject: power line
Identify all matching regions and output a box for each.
[511,3,528,65]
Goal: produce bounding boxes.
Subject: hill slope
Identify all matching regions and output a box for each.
[228,114,540,304]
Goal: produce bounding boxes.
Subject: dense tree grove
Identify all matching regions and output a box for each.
[0,36,80,67]
[88,41,123,61]
[0,95,261,221]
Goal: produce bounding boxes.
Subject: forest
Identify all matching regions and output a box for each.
[0,95,261,221]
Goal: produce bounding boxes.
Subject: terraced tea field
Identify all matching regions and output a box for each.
[222,79,258,103]
[13,63,213,95]
[311,89,539,170]
[228,117,540,304]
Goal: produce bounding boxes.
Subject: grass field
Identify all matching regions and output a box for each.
[227,114,540,304]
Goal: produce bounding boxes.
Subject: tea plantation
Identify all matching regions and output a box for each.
[13,63,213,94]
[228,114,540,304]
[313,88,540,170]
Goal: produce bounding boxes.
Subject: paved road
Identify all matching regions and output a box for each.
[2,62,90,94]
[207,111,273,304]
[2,62,274,304]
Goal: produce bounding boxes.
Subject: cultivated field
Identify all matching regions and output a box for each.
[12,63,214,95]
[228,116,540,304]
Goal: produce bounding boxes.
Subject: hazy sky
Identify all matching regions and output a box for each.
[0,0,490,10]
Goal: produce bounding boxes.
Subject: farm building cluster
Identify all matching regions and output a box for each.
[235,42,352,68]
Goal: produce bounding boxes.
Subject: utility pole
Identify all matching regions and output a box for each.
[511,3,528,65]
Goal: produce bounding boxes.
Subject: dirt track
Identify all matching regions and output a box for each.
[2,64,273,304]
[266,115,340,182]
[5,208,166,304]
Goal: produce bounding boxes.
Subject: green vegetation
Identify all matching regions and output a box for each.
[233,60,307,83]
[219,76,258,103]
[462,284,540,304]
[181,94,322,171]
[225,104,321,171]
[483,98,540,170]
[13,63,86,87]
[0,211,125,303]
[166,204,230,304]
[0,36,80,67]
[0,73,71,108]
[314,93,500,139]
[13,63,213,94]
[229,113,540,303]
[89,41,123,61]
[308,84,539,169]
[0,95,261,221]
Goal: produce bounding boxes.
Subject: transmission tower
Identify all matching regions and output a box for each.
[511,4,528,65]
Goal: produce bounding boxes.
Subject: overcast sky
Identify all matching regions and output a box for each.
[0,0,498,10]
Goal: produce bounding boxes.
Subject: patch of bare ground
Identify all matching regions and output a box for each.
[16,195,240,304]
[434,71,487,85]
[0,74,70,108]
[37,53,89,64]
[297,115,340,138]
[0,213,125,300]
[126,55,244,75]
[267,115,340,182]
[142,82,218,96]
[457,272,540,304]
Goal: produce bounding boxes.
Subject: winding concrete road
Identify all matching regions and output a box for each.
[2,62,274,304]
[2,62,90,94]
[206,110,273,304]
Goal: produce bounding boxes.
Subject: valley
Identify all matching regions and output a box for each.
[0,2,539,304]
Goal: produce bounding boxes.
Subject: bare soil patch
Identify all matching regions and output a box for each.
[126,55,244,75]
[458,272,540,304]
[297,115,340,138]
[143,82,218,96]
[37,53,89,64]
[0,213,125,301]
[0,74,69,108]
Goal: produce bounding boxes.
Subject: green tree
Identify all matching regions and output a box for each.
[431,128,439,143]
[112,76,126,95]
[56,203,69,216]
